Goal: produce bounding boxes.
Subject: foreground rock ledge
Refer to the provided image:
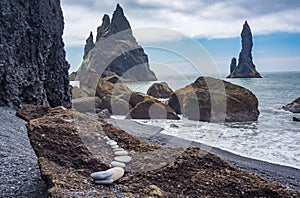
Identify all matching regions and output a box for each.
[17,106,299,197]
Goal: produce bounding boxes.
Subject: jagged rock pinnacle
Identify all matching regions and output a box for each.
[96,14,110,41]
[109,4,131,34]
[83,32,95,59]
[230,57,237,73]
[227,21,262,78]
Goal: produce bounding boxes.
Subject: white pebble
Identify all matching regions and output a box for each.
[111,161,126,168]
[91,169,114,180]
[94,179,113,185]
[114,151,128,156]
[111,145,119,149]
[114,156,132,163]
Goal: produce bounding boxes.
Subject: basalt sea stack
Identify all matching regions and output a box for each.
[0,0,71,109]
[75,4,157,87]
[227,21,262,78]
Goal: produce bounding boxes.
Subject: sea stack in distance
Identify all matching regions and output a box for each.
[227,21,262,78]
[75,4,157,83]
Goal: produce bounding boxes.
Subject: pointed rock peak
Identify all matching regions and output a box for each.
[96,14,111,41]
[242,20,251,35]
[102,14,110,27]
[83,31,95,59]
[110,3,131,34]
[116,3,123,13]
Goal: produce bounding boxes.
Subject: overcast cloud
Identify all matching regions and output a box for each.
[61,0,300,46]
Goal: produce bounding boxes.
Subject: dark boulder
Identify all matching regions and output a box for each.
[227,21,262,78]
[168,76,259,122]
[126,98,180,120]
[0,0,71,109]
[147,82,173,98]
[283,97,300,113]
[293,117,300,122]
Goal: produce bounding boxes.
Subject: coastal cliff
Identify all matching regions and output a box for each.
[227,21,262,78]
[75,4,157,85]
[0,0,71,109]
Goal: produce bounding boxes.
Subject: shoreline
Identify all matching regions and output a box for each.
[106,118,300,191]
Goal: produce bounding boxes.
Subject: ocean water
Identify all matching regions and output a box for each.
[125,71,300,169]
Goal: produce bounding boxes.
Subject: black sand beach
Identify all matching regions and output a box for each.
[0,108,299,196]
[106,119,300,191]
[0,107,47,197]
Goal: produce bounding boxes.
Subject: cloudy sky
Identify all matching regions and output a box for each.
[61,0,300,73]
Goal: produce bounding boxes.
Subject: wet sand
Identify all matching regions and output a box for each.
[106,118,300,191]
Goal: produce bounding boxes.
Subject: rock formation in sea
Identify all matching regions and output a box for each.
[0,0,71,109]
[75,4,157,86]
[168,76,259,122]
[283,97,300,113]
[227,21,262,78]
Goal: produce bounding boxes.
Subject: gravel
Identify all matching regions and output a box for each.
[0,107,47,197]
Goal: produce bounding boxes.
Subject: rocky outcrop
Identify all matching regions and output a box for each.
[76,4,157,85]
[126,98,180,120]
[147,82,173,98]
[230,57,237,74]
[0,0,71,109]
[17,106,299,197]
[283,97,300,113]
[168,76,259,122]
[227,21,262,78]
[83,32,95,59]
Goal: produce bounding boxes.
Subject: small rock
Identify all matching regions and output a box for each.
[170,124,179,128]
[91,169,114,180]
[106,140,117,146]
[97,109,110,119]
[114,148,125,152]
[293,117,300,122]
[103,136,110,141]
[111,161,126,168]
[114,151,129,156]
[108,167,125,181]
[115,156,132,163]
[94,179,114,185]
[111,145,119,149]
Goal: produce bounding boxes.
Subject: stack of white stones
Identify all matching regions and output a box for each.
[91,136,132,184]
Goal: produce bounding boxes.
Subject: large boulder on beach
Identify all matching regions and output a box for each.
[147,82,173,98]
[283,97,300,113]
[126,98,180,120]
[0,0,71,109]
[168,76,259,122]
[95,79,132,98]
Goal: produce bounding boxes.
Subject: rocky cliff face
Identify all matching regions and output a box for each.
[0,0,71,109]
[76,4,157,86]
[227,21,262,78]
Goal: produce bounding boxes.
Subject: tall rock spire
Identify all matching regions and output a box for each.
[227,21,262,78]
[83,31,94,59]
[96,14,110,41]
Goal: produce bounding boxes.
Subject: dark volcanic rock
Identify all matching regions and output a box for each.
[147,82,173,98]
[293,117,300,122]
[0,0,71,109]
[83,32,95,59]
[228,21,262,78]
[168,76,259,122]
[283,97,300,113]
[229,57,237,74]
[76,4,157,85]
[126,98,180,120]
[96,14,110,41]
